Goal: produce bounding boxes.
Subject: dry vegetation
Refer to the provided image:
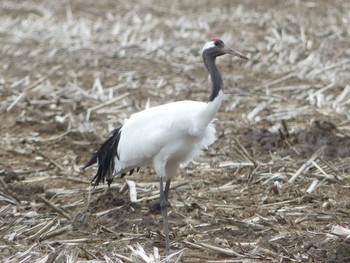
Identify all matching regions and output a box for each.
[1,0,350,262]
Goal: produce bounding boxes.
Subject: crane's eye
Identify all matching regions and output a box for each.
[213,40,224,47]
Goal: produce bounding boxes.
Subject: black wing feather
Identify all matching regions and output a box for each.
[83,126,122,186]
[83,126,141,186]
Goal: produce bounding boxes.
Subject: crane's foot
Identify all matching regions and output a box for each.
[149,200,171,214]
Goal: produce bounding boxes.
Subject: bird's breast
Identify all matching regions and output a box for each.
[157,124,216,165]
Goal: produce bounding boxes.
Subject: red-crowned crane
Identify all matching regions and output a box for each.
[83,39,248,250]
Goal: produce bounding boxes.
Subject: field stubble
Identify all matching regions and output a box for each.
[1,0,350,262]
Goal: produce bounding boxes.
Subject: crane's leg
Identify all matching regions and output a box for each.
[164,179,171,203]
[159,177,170,251]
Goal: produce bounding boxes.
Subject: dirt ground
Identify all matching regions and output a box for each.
[1,0,350,262]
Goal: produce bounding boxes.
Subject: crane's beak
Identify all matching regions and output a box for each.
[223,47,249,60]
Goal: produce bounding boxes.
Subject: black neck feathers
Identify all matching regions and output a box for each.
[203,53,223,102]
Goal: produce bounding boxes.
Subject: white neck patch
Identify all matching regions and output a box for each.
[202,41,216,51]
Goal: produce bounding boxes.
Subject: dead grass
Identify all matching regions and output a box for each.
[1,0,350,262]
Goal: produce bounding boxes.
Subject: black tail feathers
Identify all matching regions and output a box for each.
[83,127,122,186]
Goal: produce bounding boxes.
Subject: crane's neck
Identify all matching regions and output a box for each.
[193,52,224,131]
[203,54,224,102]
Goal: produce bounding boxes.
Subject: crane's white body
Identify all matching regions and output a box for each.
[116,90,224,180]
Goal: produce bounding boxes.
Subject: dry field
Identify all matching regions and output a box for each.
[1,0,350,262]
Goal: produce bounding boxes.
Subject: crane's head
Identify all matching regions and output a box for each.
[202,38,249,60]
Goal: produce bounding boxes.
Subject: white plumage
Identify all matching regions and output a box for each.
[116,91,222,179]
[84,39,248,250]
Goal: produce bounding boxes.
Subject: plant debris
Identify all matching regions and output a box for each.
[1,0,350,262]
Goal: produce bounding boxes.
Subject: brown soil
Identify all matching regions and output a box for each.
[1,0,350,262]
